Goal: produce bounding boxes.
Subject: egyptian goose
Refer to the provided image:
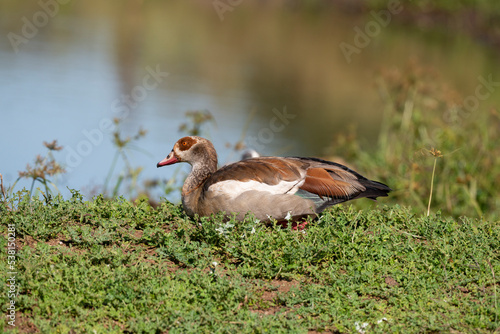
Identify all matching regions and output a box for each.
[157,136,391,222]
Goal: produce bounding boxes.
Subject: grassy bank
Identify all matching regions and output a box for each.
[1,192,498,333]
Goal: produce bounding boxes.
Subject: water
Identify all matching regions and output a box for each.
[1,1,498,201]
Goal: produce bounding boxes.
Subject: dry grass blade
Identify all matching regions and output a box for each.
[0,173,5,200]
[427,148,443,217]
[486,259,498,324]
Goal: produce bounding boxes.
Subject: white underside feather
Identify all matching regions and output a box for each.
[208,179,304,198]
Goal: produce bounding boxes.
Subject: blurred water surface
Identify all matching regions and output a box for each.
[1,1,499,199]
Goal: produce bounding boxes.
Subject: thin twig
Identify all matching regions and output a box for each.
[28,178,37,201]
[486,259,498,324]
[396,229,425,239]
[274,266,282,280]
[427,157,437,216]
[0,173,6,200]
[103,150,120,195]
[350,211,362,243]
[427,148,443,216]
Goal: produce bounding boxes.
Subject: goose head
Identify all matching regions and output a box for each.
[157,136,218,168]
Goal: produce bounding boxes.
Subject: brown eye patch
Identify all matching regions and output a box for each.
[177,137,197,151]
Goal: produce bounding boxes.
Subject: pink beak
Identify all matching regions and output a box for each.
[157,150,178,167]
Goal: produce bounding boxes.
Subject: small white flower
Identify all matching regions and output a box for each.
[215,222,234,237]
[285,211,292,221]
[355,322,369,334]
[212,261,218,267]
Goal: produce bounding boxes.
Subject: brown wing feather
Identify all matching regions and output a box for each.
[203,157,306,191]
[300,167,365,200]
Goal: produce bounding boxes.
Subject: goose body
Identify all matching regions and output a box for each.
[157,136,391,222]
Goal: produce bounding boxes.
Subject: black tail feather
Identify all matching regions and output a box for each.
[355,179,392,200]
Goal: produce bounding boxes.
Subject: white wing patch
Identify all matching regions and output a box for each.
[208,179,304,198]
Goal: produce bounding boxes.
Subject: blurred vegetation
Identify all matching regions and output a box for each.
[324,60,500,221]
[367,0,500,11]
[102,119,148,199]
[178,109,215,137]
[9,140,65,200]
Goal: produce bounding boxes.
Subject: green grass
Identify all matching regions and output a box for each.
[1,192,498,333]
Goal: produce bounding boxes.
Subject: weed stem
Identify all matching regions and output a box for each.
[0,173,5,200]
[28,178,36,201]
[486,259,498,324]
[427,158,437,216]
